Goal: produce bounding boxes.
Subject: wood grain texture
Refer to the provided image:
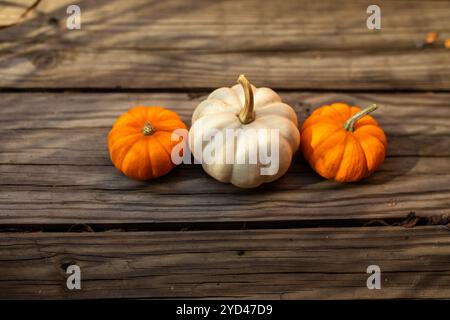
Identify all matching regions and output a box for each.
[0,92,449,225]
[1,0,450,89]
[0,226,449,299]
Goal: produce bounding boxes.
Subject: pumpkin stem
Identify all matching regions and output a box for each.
[142,122,155,136]
[237,74,255,124]
[343,104,378,132]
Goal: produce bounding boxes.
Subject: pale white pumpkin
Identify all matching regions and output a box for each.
[188,75,300,188]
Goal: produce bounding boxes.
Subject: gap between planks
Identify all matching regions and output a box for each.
[3,88,450,94]
[0,92,449,226]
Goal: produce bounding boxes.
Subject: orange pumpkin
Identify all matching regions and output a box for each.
[108,106,187,180]
[301,103,387,182]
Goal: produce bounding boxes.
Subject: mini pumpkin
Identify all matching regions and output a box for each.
[189,75,300,188]
[108,106,187,180]
[301,103,387,182]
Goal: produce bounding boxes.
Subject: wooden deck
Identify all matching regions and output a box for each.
[0,0,449,299]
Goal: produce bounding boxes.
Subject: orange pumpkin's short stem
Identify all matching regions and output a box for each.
[343,104,378,132]
[237,74,256,124]
[142,122,155,135]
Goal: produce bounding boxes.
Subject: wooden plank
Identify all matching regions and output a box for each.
[1,0,450,89]
[0,226,449,299]
[0,92,449,225]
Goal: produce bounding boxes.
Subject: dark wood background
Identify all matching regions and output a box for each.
[0,0,449,299]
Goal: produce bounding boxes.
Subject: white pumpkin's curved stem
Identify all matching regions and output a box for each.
[142,122,155,135]
[343,104,378,132]
[237,74,255,124]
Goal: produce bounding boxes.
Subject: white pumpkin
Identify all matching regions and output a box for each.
[188,75,300,188]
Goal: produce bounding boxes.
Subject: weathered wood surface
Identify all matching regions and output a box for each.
[1,226,449,299]
[1,0,450,89]
[0,92,449,225]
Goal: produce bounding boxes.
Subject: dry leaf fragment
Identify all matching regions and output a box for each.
[425,32,438,45]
